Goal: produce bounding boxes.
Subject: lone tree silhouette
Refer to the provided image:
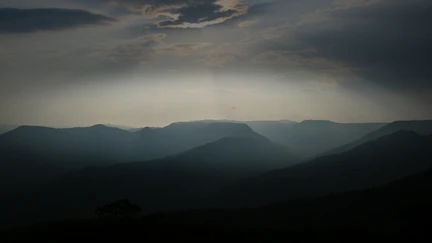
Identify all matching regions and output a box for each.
[95,199,141,219]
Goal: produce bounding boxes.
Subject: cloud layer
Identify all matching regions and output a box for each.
[89,0,247,28]
[294,0,432,90]
[0,0,431,126]
[0,8,115,33]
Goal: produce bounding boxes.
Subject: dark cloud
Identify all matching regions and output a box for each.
[157,1,239,28]
[87,0,246,28]
[293,0,432,90]
[93,0,190,9]
[91,0,220,11]
[0,8,115,34]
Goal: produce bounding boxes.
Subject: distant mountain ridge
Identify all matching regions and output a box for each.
[160,119,386,157]
[0,122,271,190]
[1,119,432,228]
[0,122,265,162]
[270,120,386,157]
[163,120,298,145]
[323,120,432,156]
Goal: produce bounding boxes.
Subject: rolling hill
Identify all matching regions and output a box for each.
[269,120,386,157]
[0,122,272,190]
[174,120,386,158]
[217,131,432,207]
[0,135,298,227]
[0,125,18,135]
[165,164,432,230]
[4,163,432,241]
[324,120,432,156]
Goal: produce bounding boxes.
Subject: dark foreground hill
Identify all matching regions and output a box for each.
[2,219,426,242]
[0,136,299,228]
[175,166,432,228]
[215,131,432,207]
[3,131,431,228]
[3,167,432,242]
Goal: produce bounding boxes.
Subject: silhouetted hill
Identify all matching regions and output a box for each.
[4,168,432,241]
[241,120,298,144]
[0,122,269,191]
[269,120,386,157]
[246,167,432,230]
[324,120,432,156]
[170,119,298,146]
[155,136,298,174]
[0,136,298,227]
[164,165,432,230]
[133,122,272,162]
[160,121,262,138]
[0,125,135,190]
[0,125,18,135]
[1,124,130,149]
[5,219,420,242]
[0,122,265,164]
[98,119,387,159]
[217,131,432,207]
[187,120,386,157]
[102,124,142,131]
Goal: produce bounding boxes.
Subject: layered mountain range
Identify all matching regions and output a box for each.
[1,119,432,228]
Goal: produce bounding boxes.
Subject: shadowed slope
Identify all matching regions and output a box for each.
[324,120,432,156]
[1,135,297,227]
[218,131,432,207]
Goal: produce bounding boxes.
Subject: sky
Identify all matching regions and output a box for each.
[0,0,431,127]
